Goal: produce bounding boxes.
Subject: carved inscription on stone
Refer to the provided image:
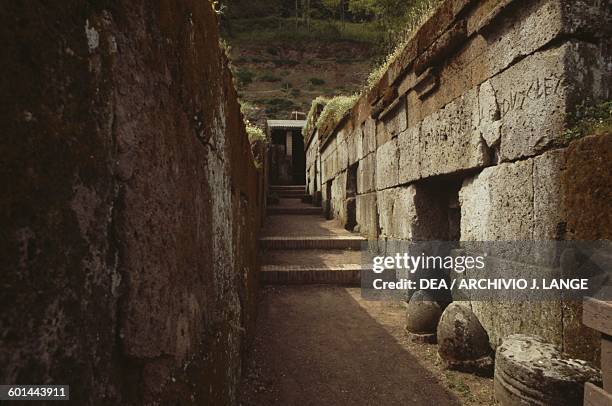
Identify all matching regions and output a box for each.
[499,74,564,118]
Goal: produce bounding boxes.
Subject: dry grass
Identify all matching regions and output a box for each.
[316,94,359,135]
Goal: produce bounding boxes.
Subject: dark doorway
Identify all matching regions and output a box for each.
[268,126,306,185]
[345,163,358,231]
[411,177,463,304]
[324,181,332,219]
[412,178,462,242]
[292,131,306,184]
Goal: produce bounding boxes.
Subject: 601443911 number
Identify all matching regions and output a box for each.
[1,385,69,400]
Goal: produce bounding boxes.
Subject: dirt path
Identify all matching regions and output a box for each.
[239,286,494,406]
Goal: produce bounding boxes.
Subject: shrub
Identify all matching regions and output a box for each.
[263,98,296,116]
[266,98,294,107]
[266,46,279,55]
[303,96,330,137]
[219,38,231,57]
[364,0,442,90]
[245,122,267,143]
[309,77,326,86]
[240,100,258,121]
[273,59,299,67]
[245,121,267,168]
[236,68,255,87]
[259,73,281,82]
[226,17,382,45]
[316,94,359,136]
[564,100,612,141]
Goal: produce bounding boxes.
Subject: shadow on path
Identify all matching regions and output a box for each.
[240,286,462,406]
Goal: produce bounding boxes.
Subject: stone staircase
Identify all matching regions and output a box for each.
[267,185,315,214]
[261,185,366,285]
[269,184,309,199]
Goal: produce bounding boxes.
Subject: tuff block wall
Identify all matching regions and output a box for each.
[305,0,611,362]
[1,1,263,404]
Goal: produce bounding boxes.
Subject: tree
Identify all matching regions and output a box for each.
[304,0,312,30]
[321,0,347,29]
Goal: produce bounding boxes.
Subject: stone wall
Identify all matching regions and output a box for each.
[305,0,611,362]
[0,1,263,404]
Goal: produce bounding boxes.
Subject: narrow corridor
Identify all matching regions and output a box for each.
[239,186,489,405]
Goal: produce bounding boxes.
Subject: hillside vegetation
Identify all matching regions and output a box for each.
[219,0,442,126]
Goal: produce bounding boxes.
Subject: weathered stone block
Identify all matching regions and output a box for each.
[376,188,398,239]
[321,145,339,182]
[321,157,331,183]
[419,87,490,179]
[336,127,348,145]
[563,133,612,241]
[460,149,571,243]
[460,159,533,241]
[470,300,563,350]
[469,0,567,78]
[362,118,377,155]
[2,1,264,403]
[347,131,358,166]
[454,247,566,347]
[379,97,408,142]
[399,0,610,134]
[356,193,378,238]
[375,139,399,190]
[560,134,612,362]
[331,148,339,178]
[393,190,421,241]
[494,334,601,406]
[357,153,376,194]
[331,172,347,223]
[398,125,421,184]
[490,42,607,162]
[337,140,348,173]
[533,148,566,240]
[376,186,422,240]
[355,125,365,161]
[478,80,501,149]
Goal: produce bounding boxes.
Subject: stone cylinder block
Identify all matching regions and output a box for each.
[437,302,493,375]
[494,334,601,406]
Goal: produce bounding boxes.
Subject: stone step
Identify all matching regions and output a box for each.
[261,264,362,285]
[270,185,306,192]
[274,191,309,198]
[267,206,321,215]
[259,236,365,250]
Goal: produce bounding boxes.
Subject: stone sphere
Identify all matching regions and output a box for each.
[405,290,442,342]
[437,302,493,374]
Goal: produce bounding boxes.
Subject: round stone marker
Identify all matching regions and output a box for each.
[405,290,442,343]
[437,302,493,375]
[494,334,602,406]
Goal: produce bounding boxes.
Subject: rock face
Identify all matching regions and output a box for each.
[405,290,442,343]
[494,334,602,406]
[437,303,493,375]
[304,0,611,363]
[1,2,263,404]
